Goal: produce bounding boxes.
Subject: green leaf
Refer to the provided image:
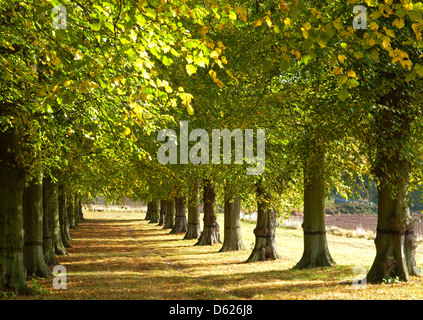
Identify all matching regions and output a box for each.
[338,88,349,101]
[346,79,360,88]
[90,23,101,31]
[162,56,173,67]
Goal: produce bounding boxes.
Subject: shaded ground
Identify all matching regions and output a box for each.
[10,211,423,300]
[325,213,423,237]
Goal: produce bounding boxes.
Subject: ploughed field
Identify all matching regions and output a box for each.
[325,213,423,238]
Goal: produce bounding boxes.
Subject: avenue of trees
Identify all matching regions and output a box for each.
[2,0,423,294]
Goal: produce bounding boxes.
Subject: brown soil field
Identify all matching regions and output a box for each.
[325,213,423,237]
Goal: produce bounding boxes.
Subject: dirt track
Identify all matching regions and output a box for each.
[325,213,423,237]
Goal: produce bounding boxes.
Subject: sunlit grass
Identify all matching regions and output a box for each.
[11,210,423,300]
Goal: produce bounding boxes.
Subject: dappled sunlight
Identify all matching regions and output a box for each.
[16,211,423,300]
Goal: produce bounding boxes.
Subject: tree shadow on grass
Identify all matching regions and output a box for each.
[144,265,355,299]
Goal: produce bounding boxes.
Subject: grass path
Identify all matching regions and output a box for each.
[16,211,423,300]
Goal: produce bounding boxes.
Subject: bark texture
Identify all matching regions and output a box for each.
[294,153,335,269]
[148,200,160,224]
[158,200,167,226]
[23,172,52,277]
[246,184,279,262]
[367,90,419,283]
[67,193,77,229]
[195,180,222,246]
[184,181,201,240]
[0,128,31,294]
[42,176,59,266]
[144,201,152,220]
[163,199,175,229]
[59,186,72,248]
[170,196,187,234]
[219,195,245,252]
[50,182,68,255]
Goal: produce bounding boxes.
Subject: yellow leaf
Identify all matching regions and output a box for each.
[347,70,356,78]
[304,22,312,31]
[366,37,376,46]
[199,26,209,35]
[332,67,343,75]
[235,6,247,22]
[291,49,301,59]
[253,18,263,27]
[264,16,272,27]
[228,10,237,21]
[381,40,391,50]
[392,18,404,29]
[187,104,194,115]
[186,64,197,76]
[123,127,131,136]
[369,22,379,30]
[338,54,346,63]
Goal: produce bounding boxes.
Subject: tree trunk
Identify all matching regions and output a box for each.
[184,181,201,240]
[158,200,167,226]
[58,186,72,248]
[195,180,222,246]
[0,128,32,294]
[67,193,77,229]
[74,194,80,227]
[23,172,52,278]
[367,93,419,283]
[78,198,84,222]
[163,199,175,229]
[246,183,279,262]
[50,182,68,255]
[148,200,160,224]
[170,196,187,234]
[145,201,152,220]
[42,176,58,266]
[220,195,246,252]
[294,152,335,269]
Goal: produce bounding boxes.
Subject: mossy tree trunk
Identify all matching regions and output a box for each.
[195,179,222,246]
[163,199,175,229]
[144,201,152,220]
[246,183,279,262]
[158,200,167,226]
[77,197,84,222]
[74,194,80,227]
[184,181,201,240]
[58,185,71,248]
[50,182,67,255]
[220,193,245,252]
[67,193,77,229]
[367,91,419,283]
[0,128,32,294]
[23,171,52,278]
[294,148,335,269]
[148,200,160,224]
[42,176,58,266]
[170,196,187,234]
